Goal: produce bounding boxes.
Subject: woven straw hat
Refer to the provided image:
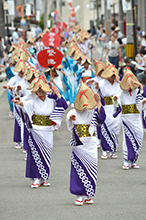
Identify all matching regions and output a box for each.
[57,64,63,69]
[73,49,83,61]
[72,25,81,33]
[45,67,59,77]
[31,76,51,93]
[67,44,77,56]
[72,33,77,42]
[27,77,39,90]
[26,36,35,44]
[20,50,29,61]
[74,82,97,112]
[93,59,105,76]
[14,59,27,74]
[120,69,139,91]
[81,56,92,66]
[10,54,19,64]
[24,64,31,76]
[101,61,119,79]
[25,67,39,81]
[9,44,16,53]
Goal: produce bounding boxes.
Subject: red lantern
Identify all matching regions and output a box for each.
[72,8,75,12]
[71,12,75,16]
[37,49,63,69]
[68,2,73,7]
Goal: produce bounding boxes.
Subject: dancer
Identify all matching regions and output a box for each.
[12,76,68,188]
[66,82,106,205]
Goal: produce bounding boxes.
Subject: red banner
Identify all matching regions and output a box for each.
[37,48,63,69]
[51,26,62,34]
[42,32,61,48]
[58,22,67,29]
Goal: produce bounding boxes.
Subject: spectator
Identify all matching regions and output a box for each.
[91,25,96,36]
[105,34,121,69]
[98,28,107,61]
[0,37,4,65]
[12,28,19,45]
[6,34,12,54]
[114,29,125,60]
[96,26,101,38]
[114,27,124,39]
[35,25,42,38]
[119,57,136,77]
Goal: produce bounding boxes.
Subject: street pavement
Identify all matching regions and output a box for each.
[0,91,146,220]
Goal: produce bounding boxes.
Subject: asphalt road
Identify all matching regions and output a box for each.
[0,91,146,220]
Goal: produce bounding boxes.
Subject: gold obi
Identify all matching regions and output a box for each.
[75,124,95,138]
[122,104,139,114]
[104,96,113,105]
[32,114,53,126]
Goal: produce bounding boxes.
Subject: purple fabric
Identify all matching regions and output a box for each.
[97,126,101,139]
[123,121,142,163]
[70,151,96,197]
[23,124,28,151]
[98,89,105,106]
[47,93,58,100]
[18,107,32,129]
[56,96,68,109]
[113,105,122,118]
[142,110,146,129]
[142,86,146,98]
[26,130,52,179]
[13,106,21,143]
[100,122,117,152]
[97,106,106,124]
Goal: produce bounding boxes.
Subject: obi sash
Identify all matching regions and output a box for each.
[32,114,56,126]
[122,104,139,114]
[75,124,95,138]
[104,96,113,105]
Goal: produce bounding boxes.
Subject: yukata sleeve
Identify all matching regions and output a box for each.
[63,75,70,90]
[136,88,144,112]
[113,91,122,118]
[17,104,32,129]
[49,97,68,129]
[89,107,106,136]
[73,62,78,73]
[66,109,76,131]
[141,86,146,98]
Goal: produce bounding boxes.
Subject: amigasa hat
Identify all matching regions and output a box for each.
[120,69,139,91]
[31,76,51,93]
[74,82,97,112]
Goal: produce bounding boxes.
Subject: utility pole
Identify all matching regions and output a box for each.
[104,0,111,38]
[60,0,62,18]
[132,0,137,56]
[43,0,47,29]
[126,8,133,58]
[118,0,124,33]
[0,0,5,39]
[96,0,99,26]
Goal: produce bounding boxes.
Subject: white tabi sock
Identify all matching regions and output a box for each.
[76,196,82,201]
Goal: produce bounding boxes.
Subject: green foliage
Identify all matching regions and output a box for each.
[39,14,53,30]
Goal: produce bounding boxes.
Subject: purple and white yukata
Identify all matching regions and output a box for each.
[114,88,144,165]
[18,96,67,180]
[66,107,106,197]
[7,75,25,145]
[99,80,121,153]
